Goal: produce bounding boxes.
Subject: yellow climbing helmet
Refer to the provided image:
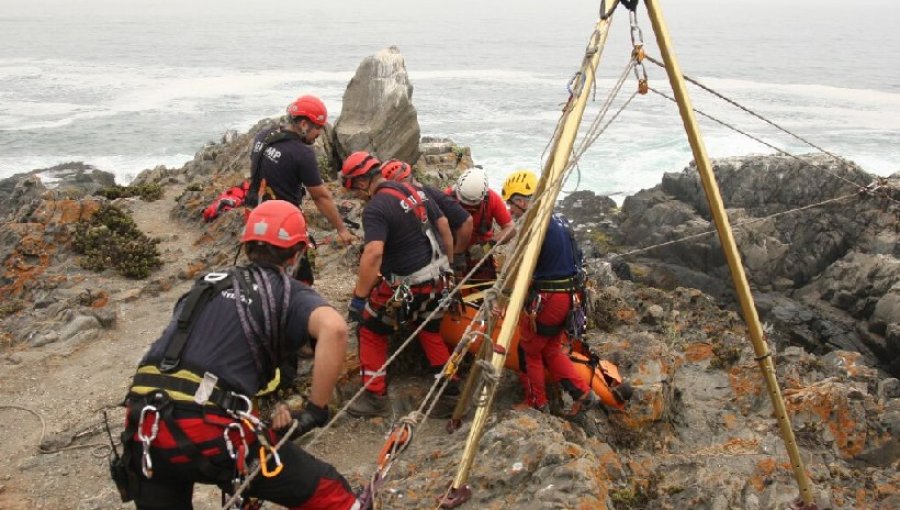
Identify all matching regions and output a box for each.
[501,169,538,201]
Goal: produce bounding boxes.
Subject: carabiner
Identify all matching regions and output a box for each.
[136,405,159,443]
[230,392,253,418]
[223,423,247,459]
[136,405,160,479]
[259,446,283,478]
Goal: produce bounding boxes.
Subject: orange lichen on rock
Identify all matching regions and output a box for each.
[1,198,102,299]
[785,381,868,459]
[684,342,714,362]
[615,308,638,324]
[749,457,778,491]
[728,365,764,415]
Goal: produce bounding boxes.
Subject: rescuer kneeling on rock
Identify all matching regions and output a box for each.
[115,200,359,509]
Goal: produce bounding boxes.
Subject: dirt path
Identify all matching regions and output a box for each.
[0,186,461,509]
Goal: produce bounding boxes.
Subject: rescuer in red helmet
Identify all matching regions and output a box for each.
[246,94,357,285]
[339,152,459,417]
[117,200,359,509]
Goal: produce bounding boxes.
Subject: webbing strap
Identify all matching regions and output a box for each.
[376,182,446,267]
[156,404,229,482]
[160,276,234,372]
[475,200,491,236]
[130,371,241,411]
[375,182,428,223]
[532,278,577,292]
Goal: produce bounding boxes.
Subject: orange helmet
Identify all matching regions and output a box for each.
[240,200,308,248]
[341,151,381,189]
[381,159,412,182]
[286,95,327,126]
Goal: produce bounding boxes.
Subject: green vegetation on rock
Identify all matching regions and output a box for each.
[72,204,162,279]
[97,183,163,202]
[0,298,24,318]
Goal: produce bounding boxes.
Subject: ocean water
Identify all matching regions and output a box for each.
[1,0,898,199]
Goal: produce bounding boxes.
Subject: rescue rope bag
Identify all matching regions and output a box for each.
[202,181,251,222]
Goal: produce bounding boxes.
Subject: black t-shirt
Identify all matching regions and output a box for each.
[423,185,470,231]
[363,182,445,277]
[250,127,323,205]
[140,265,329,396]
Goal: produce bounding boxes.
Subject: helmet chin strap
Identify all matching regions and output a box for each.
[293,118,314,144]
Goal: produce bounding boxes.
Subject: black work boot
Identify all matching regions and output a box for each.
[577,390,602,411]
[347,391,388,417]
[612,382,633,403]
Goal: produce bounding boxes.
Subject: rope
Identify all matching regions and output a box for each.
[644,55,900,207]
[646,87,883,198]
[306,237,509,449]
[220,419,299,509]
[644,55,845,161]
[612,191,858,259]
[0,405,113,456]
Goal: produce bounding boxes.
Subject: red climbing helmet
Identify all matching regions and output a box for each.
[240,200,308,248]
[341,151,381,189]
[381,159,412,182]
[286,95,328,126]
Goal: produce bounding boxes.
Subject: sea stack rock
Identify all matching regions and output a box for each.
[333,46,421,165]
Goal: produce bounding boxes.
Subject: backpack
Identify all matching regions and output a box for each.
[245,128,304,208]
[556,214,590,339]
[202,181,251,222]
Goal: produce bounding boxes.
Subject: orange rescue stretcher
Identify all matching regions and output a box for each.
[439,297,628,410]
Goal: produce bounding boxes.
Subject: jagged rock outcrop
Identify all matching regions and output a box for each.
[333,46,421,164]
[0,166,111,302]
[0,163,115,220]
[413,136,474,187]
[348,277,899,509]
[613,154,900,374]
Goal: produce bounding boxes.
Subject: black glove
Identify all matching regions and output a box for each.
[451,256,467,273]
[348,295,366,323]
[289,401,330,438]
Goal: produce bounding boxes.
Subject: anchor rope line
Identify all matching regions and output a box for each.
[644,54,899,207]
[0,404,118,457]
[612,191,859,259]
[647,86,898,207]
[644,54,845,162]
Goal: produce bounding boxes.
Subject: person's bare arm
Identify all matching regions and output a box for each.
[304,305,349,407]
[307,184,356,245]
[435,217,454,264]
[496,221,516,245]
[453,217,473,256]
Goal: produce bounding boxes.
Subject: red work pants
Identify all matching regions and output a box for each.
[358,280,450,395]
[517,291,590,409]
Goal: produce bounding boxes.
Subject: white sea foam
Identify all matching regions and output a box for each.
[0,154,195,183]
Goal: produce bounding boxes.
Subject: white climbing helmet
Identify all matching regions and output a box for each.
[454,167,488,207]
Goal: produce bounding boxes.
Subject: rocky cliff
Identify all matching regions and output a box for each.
[0,50,898,510]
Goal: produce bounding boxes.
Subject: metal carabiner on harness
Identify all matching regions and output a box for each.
[136,405,160,479]
[223,423,248,459]
[228,393,254,421]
